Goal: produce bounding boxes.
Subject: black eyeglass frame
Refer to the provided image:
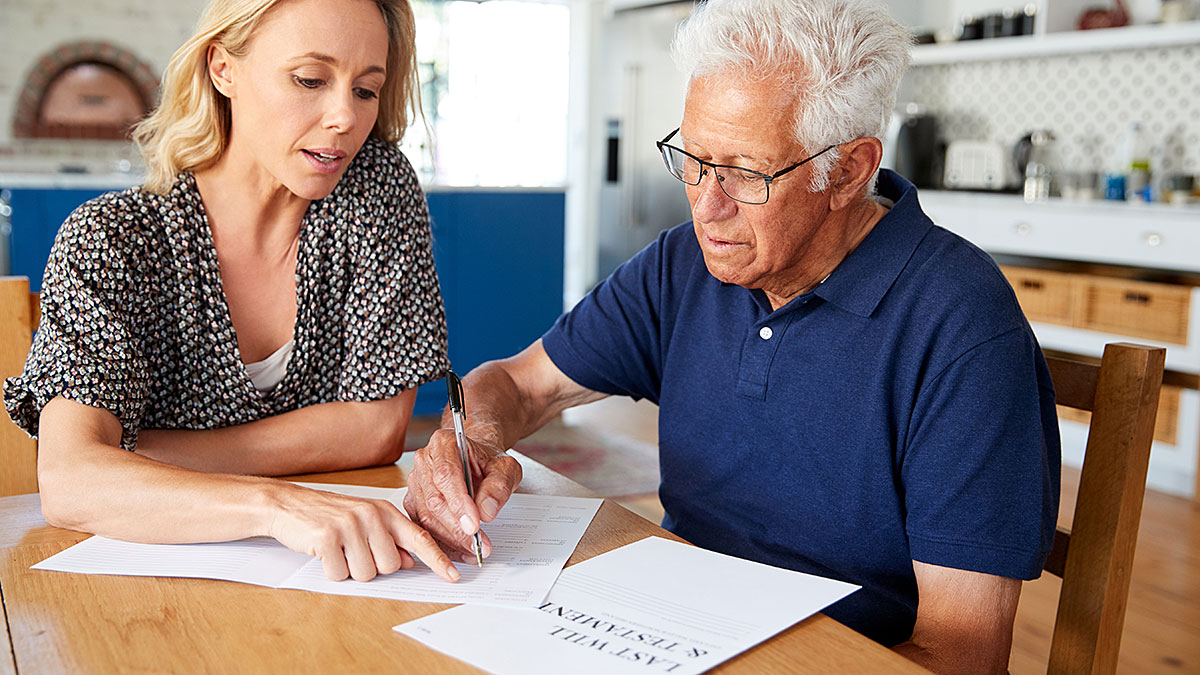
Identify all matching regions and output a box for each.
[655,127,836,205]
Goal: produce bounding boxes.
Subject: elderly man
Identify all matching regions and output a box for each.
[405,0,1060,671]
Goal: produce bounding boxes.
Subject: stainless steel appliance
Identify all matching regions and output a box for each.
[882,104,941,188]
[592,3,696,280]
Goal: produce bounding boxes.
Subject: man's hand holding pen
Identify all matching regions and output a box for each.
[403,375,524,566]
[446,371,485,566]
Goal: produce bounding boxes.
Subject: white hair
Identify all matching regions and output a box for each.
[671,0,912,192]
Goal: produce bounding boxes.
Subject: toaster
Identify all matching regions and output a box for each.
[943,140,1016,190]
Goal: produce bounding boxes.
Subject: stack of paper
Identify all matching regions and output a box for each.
[396,536,859,675]
[34,482,859,672]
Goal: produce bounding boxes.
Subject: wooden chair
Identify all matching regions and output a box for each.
[1042,342,1165,674]
[1,276,40,496]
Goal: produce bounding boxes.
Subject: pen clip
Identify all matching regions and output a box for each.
[446,370,465,415]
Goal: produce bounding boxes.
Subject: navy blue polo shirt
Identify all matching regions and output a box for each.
[542,170,1060,646]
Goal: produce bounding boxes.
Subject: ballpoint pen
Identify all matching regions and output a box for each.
[446,370,484,567]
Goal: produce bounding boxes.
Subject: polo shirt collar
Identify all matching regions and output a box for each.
[813,169,933,318]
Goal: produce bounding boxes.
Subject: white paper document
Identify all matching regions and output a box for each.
[32,483,601,607]
[396,536,859,675]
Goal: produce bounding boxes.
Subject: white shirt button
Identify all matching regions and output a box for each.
[759,326,773,340]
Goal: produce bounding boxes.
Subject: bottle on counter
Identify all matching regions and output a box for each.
[1022,130,1055,203]
[1123,121,1153,202]
[1103,173,1127,201]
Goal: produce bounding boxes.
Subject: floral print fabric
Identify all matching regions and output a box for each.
[4,138,449,449]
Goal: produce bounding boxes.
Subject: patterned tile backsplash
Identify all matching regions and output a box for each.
[909,44,1200,179]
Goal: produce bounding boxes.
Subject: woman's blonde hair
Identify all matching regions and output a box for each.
[134,0,420,193]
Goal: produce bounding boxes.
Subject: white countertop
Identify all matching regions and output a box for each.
[0,172,566,193]
[0,172,143,190]
[919,188,1200,216]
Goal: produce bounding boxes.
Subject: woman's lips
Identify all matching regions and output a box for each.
[302,149,346,174]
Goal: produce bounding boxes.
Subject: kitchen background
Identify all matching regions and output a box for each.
[0,0,574,418]
[2,2,1199,671]
[911,46,1200,187]
[0,0,570,180]
[2,0,1200,500]
[0,0,203,173]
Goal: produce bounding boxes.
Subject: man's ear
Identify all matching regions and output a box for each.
[207,44,236,99]
[828,137,882,211]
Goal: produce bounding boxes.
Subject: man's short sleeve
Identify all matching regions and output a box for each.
[3,197,151,449]
[338,149,450,398]
[902,327,1060,580]
[541,230,673,403]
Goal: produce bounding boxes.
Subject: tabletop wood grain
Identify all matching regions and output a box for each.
[0,452,926,674]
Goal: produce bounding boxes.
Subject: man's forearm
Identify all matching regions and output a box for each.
[442,361,549,454]
[442,341,607,457]
[137,393,415,476]
[896,562,1020,674]
[893,637,1009,674]
[893,640,951,673]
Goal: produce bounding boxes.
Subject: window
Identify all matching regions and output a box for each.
[404,1,569,186]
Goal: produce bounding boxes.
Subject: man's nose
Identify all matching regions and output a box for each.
[690,168,738,221]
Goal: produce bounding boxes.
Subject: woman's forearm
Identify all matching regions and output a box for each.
[38,397,281,542]
[135,390,417,476]
[37,396,460,582]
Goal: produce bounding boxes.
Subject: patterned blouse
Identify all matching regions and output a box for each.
[4,138,450,450]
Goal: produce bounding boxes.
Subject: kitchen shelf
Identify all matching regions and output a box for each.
[919,189,1200,275]
[911,20,1200,65]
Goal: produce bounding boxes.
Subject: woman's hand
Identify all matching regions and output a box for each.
[403,428,522,563]
[267,483,461,582]
[37,398,459,583]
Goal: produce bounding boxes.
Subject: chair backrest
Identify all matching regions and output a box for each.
[1043,342,1165,675]
[1,276,40,496]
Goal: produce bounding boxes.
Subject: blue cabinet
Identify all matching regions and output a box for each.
[417,190,565,414]
[1,184,565,417]
[4,187,116,292]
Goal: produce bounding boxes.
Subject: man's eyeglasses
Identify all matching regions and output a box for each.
[655,128,835,205]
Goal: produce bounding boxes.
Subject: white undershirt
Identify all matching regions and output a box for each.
[244,339,295,393]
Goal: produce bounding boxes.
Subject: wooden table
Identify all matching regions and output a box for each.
[0,452,926,673]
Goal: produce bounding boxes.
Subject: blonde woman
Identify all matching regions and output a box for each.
[4,0,462,584]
